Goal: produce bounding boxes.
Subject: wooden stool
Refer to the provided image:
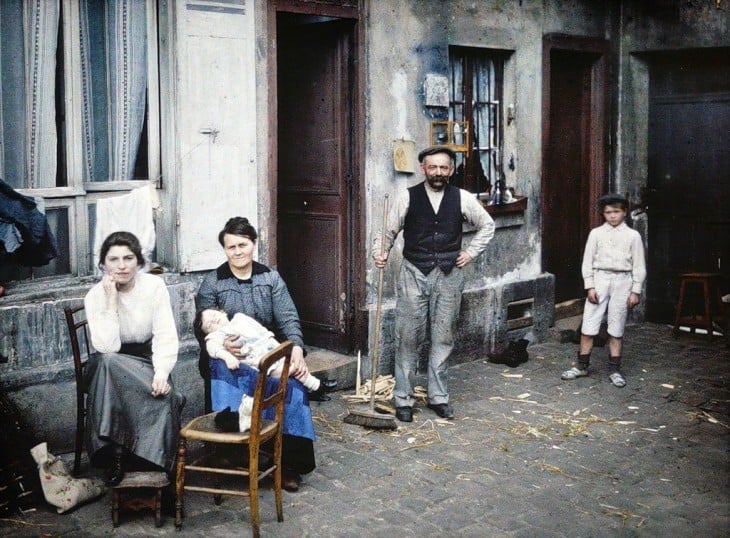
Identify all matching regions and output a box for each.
[111,471,169,528]
[672,272,726,340]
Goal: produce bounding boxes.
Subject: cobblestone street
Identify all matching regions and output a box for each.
[3,322,728,537]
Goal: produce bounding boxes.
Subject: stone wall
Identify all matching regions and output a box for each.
[0,274,205,453]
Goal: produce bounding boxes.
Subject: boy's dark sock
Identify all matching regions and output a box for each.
[578,353,591,370]
[608,355,622,373]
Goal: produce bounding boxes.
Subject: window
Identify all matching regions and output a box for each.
[0,0,160,283]
[448,47,508,194]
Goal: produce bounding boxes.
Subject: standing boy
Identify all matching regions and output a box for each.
[561,194,646,387]
[373,146,494,422]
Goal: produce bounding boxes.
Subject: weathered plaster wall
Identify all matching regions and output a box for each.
[361,0,616,367]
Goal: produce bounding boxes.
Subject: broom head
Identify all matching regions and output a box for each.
[343,405,397,430]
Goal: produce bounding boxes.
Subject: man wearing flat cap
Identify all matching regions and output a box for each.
[373,145,495,422]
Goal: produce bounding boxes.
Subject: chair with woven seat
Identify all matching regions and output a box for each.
[63,305,90,477]
[175,340,293,537]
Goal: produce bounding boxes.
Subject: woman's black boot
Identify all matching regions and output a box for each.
[105,445,126,487]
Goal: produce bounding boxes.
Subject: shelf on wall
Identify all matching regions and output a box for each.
[482,195,528,216]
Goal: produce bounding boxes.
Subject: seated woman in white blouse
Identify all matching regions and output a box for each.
[83,231,185,486]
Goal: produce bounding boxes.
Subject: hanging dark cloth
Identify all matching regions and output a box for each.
[0,178,59,266]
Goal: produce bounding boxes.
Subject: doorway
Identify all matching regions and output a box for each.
[645,48,730,322]
[276,13,359,353]
[541,36,609,309]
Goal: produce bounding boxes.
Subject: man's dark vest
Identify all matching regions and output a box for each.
[403,182,462,275]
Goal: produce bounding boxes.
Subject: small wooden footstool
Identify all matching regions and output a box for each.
[111,471,170,528]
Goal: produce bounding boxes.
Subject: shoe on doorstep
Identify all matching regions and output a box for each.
[308,384,331,402]
[427,403,454,419]
[609,372,626,388]
[561,366,588,380]
[395,406,413,422]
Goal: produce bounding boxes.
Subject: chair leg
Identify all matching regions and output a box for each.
[249,462,260,538]
[703,279,713,340]
[155,488,163,527]
[112,489,120,528]
[74,400,84,476]
[175,438,186,530]
[673,279,686,337]
[273,463,283,523]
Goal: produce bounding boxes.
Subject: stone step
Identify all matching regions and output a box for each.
[305,347,359,392]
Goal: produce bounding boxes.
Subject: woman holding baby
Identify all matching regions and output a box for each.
[195,216,317,492]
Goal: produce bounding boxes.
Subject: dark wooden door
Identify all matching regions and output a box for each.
[277,18,355,352]
[542,38,608,305]
[646,49,730,322]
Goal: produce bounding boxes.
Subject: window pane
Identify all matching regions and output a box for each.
[448,47,504,193]
[0,205,68,282]
[0,1,60,189]
[32,207,70,277]
[79,0,149,182]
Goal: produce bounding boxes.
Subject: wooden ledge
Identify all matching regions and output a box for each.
[482,196,528,216]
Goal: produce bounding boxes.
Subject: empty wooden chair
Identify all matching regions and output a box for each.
[175,341,293,537]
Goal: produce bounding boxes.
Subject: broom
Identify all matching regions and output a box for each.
[344,194,397,430]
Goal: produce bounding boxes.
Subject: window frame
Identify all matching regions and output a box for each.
[448,46,511,195]
[9,0,162,280]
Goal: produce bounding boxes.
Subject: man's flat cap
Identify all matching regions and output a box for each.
[418,145,457,163]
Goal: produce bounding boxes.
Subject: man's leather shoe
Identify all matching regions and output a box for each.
[427,403,454,419]
[282,471,301,492]
[395,406,413,422]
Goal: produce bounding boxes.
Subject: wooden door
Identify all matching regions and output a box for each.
[542,37,609,306]
[646,49,730,322]
[276,18,355,352]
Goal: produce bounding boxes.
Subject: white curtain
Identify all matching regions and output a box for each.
[79,0,147,182]
[0,0,59,189]
[25,0,60,188]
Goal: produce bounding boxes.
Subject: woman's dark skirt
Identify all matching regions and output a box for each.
[83,344,185,472]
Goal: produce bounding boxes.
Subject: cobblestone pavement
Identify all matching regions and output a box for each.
[3,323,728,537]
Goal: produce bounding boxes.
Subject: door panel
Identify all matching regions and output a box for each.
[542,40,608,306]
[277,20,353,352]
[647,52,730,321]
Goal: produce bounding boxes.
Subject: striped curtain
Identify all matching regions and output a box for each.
[0,0,59,189]
[79,0,147,182]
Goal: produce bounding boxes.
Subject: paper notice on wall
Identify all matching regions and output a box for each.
[393,139,415,173]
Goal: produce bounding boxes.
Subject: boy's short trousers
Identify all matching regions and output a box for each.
[582,270,633,337]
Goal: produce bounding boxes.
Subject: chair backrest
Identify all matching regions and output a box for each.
[63,305,91,389]
[249,340,293,435]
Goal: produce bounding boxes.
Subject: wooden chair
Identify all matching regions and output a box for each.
[175,341,293,537]
[63,305,90,477]
[64,305,171,528]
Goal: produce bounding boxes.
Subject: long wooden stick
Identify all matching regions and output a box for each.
[369,194,389,413]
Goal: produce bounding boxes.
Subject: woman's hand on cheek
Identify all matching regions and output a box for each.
[102,274,118,296]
